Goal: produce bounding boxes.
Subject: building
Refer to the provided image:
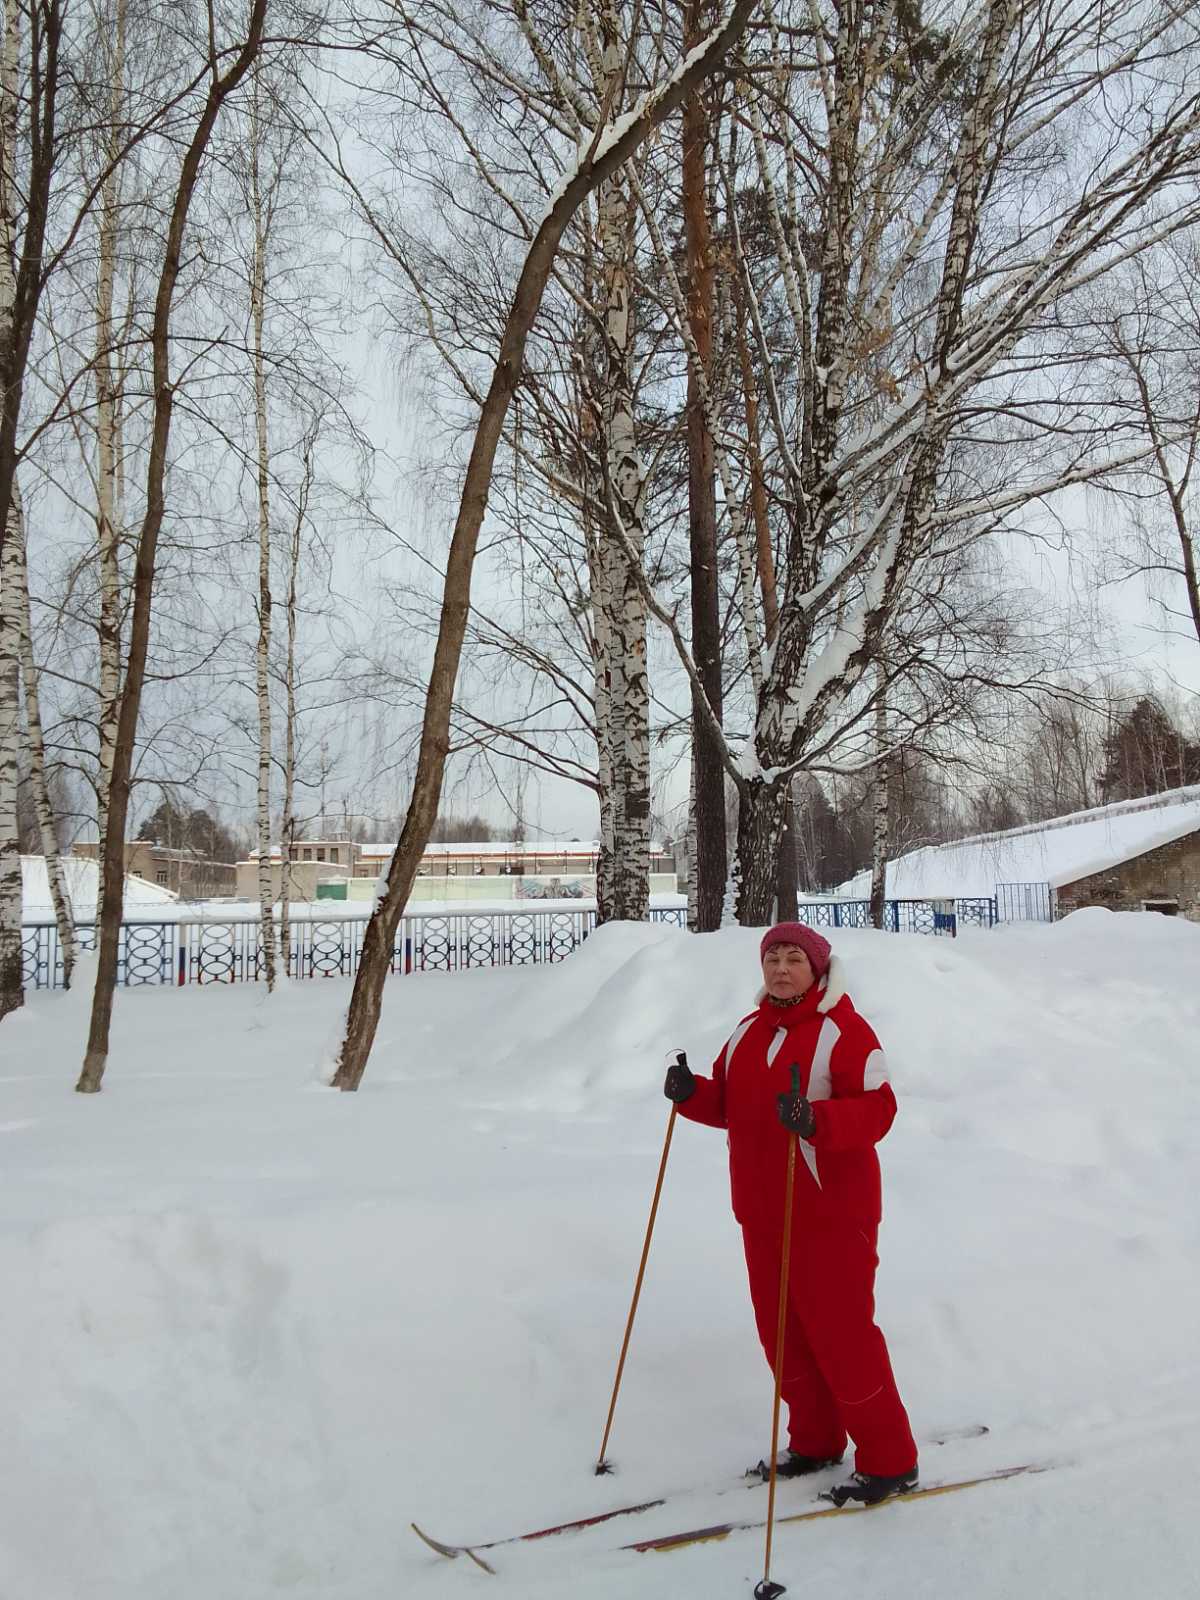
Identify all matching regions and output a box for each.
[235,838,679,903]
[234,838,359,901]
[22,855,179,919]
[836,785,1200,921]
[72,840,237,900]
[355,839,677,879]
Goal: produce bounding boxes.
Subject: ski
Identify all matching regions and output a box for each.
[409,1423,989,1571]
[411,1496,666,1573]
[411,1522,500,1575]
[623,1461,1052,1556]
[746,1421,988,1479]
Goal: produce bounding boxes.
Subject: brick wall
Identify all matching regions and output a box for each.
[1056,829,1200,921]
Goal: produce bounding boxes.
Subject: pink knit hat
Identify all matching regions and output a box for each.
[759,921,832,978]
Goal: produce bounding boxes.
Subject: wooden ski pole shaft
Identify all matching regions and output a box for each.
[756,1067,801,1600]
[595,1102,678,1474]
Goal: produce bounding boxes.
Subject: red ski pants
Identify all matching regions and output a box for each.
[741,1214,917,1477]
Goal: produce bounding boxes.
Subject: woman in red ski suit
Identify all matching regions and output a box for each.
[664,921,917,1504]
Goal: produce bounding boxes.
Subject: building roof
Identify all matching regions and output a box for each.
[358,840,606,859]
[22,855,179,916]
[242,839,619,863]
[836,784,1200,901]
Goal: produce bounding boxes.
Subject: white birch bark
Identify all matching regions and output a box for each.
[686,745,698,931]
[249,84,277,991]
[595,5,649,924]
[582,457,617,920]
[0,0,22,1019]
[10,485,76,981]
[0,497,20,1018]
[279,455,307,975]
[868,683,889,930]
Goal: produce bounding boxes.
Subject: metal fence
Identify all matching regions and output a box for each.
[19,905,687,992]
[18,893,1014,994]
[791,897,1000,935]
[996,881,1057,923]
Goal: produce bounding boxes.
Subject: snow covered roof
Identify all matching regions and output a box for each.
[836,785,1200,901]
[22,855,178,917]
[358,840,607,859]
[243,840,660,862]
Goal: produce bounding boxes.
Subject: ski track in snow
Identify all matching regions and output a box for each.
[1,909,1198,1598]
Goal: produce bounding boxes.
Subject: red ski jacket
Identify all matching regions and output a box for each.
[677,959,896,1230]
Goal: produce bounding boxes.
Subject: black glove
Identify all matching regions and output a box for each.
[664,1050,696,1103]
[777,1064,815,1137]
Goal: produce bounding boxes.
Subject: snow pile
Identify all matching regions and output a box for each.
[21,854,178,918]
[838,783,1200,898]
[2,911,1198,1598]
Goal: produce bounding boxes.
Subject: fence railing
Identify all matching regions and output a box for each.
[996,881,1057,922]
[19,905,686,992]
[789,897,1000,935]
[18,893,1010,994]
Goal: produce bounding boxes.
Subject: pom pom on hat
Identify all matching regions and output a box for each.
[759,921,832,978]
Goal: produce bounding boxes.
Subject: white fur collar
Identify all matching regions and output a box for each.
[755,954,846,1015]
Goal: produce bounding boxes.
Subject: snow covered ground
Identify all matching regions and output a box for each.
[2,911,1198,1599]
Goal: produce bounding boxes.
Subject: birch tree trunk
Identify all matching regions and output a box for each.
[279,455,305,976]
[736,283,798,920]
[596,9,649,925]
[868,688,889,930]
[583,468,618,920]
[686,745,699,930]
[10,485,75,981]
[0,497,20,1019]
[331,0,759,1088]
[249,83,277,991]
[78,0,272,1092]
[0,0,22,1019]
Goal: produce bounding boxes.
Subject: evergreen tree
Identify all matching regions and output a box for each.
[1099,698,1200,802]
[137,798,238,862]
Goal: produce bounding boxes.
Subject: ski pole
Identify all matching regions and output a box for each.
[755,1065,801,1600]
[595,1062,681,1475]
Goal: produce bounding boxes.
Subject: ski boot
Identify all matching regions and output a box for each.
[748,1449,844,1483]
[825,1465,918,1507]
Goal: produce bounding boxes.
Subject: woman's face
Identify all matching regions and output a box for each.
[761,942,815,1001]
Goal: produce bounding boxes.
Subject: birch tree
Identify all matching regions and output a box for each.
[868,678,889,928]
[0,0,24,1017]
[625,0,1200,923]
[587,0,654,923]
[277,430,313,974]
[1099,244,1200,651]
[330,0,760,1089]
[9,486,75,979]
[0,498,19,1017]
[77,0,273,1093]
[246,73,279,990]
[324,0,751,931]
